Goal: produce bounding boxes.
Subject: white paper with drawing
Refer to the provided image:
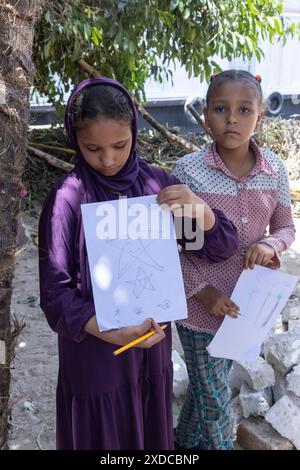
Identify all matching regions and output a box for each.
[207,265,297,361]
[81,195,188,331]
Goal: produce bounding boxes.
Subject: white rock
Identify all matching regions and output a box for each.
[228,362,243,396]
[289,392,300,409]
[292,283,300,298]
[237,416,294,450]
[286,364,300,397]
[230,395,243,437]
[272,370,287,402]
[265,395,300,449]
[281,303,290,323]
[272,370,300,408]
[281,300,300,323]
[234,357,275,391]
[239,383,273,419]
[172,350,188,399]
[263,328,300,376]
[288,319,300,331]
[268,315,284,335]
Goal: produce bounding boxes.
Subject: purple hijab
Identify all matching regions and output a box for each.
[65,77,150,202]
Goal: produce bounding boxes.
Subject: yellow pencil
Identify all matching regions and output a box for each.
[113,324,168,356]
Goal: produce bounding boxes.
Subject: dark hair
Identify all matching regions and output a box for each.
[70,84,134,129]
[206,70,263,107]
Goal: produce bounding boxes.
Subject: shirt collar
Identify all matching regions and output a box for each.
[203,139,276,180]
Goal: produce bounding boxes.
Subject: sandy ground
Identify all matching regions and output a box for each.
[8,214,57,450]
[7,213,300,450]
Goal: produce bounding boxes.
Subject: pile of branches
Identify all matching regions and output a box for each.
[24,115,300,217]
[24,125,209,212]
[257,116,300,182]
[136,128,209,166]
[23,126,71,214]
[23,57,300,218]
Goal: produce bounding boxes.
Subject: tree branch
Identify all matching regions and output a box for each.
[27,145,74,171]
[186,103,213,139]
[27,141,75,155]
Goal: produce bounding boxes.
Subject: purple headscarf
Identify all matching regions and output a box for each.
[65,77,146,201]
[57,77,170,307]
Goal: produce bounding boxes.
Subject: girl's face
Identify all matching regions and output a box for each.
[204,81,263,150]
[76,117,133,176]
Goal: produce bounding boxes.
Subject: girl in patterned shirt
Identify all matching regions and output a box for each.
[158,70,296,450]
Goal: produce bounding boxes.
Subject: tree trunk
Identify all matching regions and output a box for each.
[0,0,40,449]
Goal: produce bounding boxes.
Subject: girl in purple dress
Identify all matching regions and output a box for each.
[38,77,239,450]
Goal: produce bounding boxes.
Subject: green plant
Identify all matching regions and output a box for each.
[33,0,299,114]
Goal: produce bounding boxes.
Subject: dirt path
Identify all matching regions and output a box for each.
[8,214,57,450]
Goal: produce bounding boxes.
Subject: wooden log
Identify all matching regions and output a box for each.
[27,141,75,155]
[27,145,74,172]
[28,143,173,173]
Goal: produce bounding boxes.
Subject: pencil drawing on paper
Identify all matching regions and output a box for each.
[134,306,145,316]
[114,308,121,326]
[125,266,156,299]
[261,292,283,327]
[106,238,165,279]
[206,265,297,361]
[243,288,284,328]
[81,195,188,331]
[157,299,171,310]
[244,288,259,317]
[254,290,272,322]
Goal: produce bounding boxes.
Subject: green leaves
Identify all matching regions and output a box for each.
[33,0,299,114]
[43,41,52,59]
[91,27,102,46]
[183,8,190,20]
